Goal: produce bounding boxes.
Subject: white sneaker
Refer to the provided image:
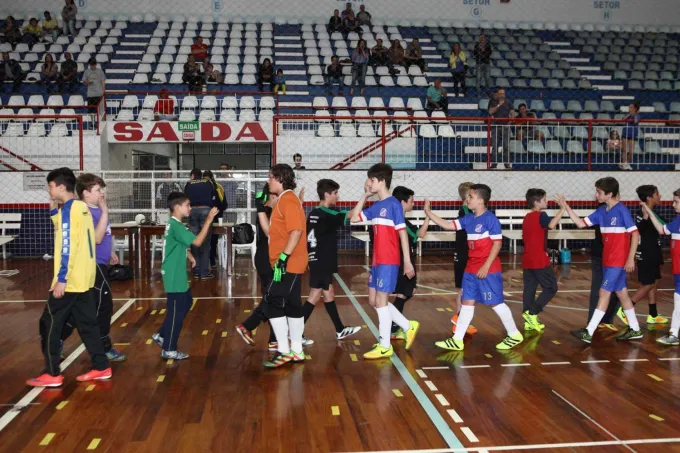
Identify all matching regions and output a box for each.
[301,336,315,346]
[151,333,164,348]
[337,326,362,340]
[161,350,189,360]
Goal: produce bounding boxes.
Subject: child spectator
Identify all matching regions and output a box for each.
[22,18,42,46]
[274,69,286,94]
[42,11,58,42]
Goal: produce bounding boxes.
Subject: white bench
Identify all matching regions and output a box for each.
[0,213,21,259]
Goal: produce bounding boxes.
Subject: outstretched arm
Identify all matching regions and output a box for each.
[640,202,666,235]
[424,200,457,231]
[557,195,587,229]
[547,196,566,230]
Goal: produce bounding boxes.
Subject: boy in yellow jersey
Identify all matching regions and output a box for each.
[27,168,111,387]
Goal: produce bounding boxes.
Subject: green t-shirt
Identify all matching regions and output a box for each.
[161,217,196,293]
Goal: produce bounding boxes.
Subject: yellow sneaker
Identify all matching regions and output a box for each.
[597,323,618,332]
[434,337,464,351]
[496,332,524,350]
[363,343,393,360]
[404,320,420,350]
[390,329,407,341]
[647,315,669,324]
[616,307,629,326]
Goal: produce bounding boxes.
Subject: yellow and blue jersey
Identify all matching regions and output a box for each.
[50,199,96,292]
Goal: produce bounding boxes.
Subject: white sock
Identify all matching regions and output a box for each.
[388,302,410,331]
[269,317,290,354]
[453,305,474,341]
[288,316,304,353]
[376,306,392,348]
[587,308,606,336]
[492,303,520,337]
[624,308,640,331]
[670,293,680,337]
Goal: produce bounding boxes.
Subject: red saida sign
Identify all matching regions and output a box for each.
[108,121,271,143]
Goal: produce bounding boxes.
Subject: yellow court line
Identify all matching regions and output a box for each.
[157,375,165,382]
[253,328,257,335]
[159,309,166,314]
[306,355,312,360]
[87,438,101,450]
[113,343,130,346]
[648,374,663,382]
[39,433,55,446]
[221,331,228,338]
[392,389,404,397]
[649,414,664,422]
[436,308,445,312]
[445,308,454,312]
[244,309,251,313]
[191,297,197,311]
[166,359,174,365]
[350,354,358,362]
[216,318,222,324]
[150,310,157,315]
[331,406,340,416]
[146,339,152,345]
[484,354,492,359]
[354,340,360,345]
[120,323,128,327]
[85,385,95,392]
[552,340,561,345]
[202,330,209,335]
[55,401,69,410]
[136,306,143,311]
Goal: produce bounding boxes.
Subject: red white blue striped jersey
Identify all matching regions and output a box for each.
[360,196,405,266]
[452,210,502,273]
[584,203,637,267]
[663,216,680,274]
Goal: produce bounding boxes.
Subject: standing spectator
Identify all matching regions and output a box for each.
[1,16,22,47]
[369,38,389,68]
[258,58,274,92]
[58,52,78,93]
[405,38,426,72]
[182,55,203,91]
[425,79,448,116]
[488,88,515,169]
[1,52,24,93]
[474,34,493,96]
[22,18,42,46]
[184,169,218,279]
[202,60,222,84]
[327,9,343,34]
[356,5,372,26]
[274,69,286,94]
[449,43,468,97]
[191,37,208,62]
[42,11,58,42]
[388,39,405,72]
[82,58,106,106]
[155,171,183,203]
[40,53,59,89]
[154,88,176,120]
[342,12,359,40]
[294,153,305,170]
[350,39,369,96]
[61,0,77,37]
[515,103,543,141]
[620,101,640,170]
[341,2,354,20]
[325,55,344,95]
[203,170,228,269]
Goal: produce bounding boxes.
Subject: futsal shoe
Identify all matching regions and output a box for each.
[496,332,524,350]
[647,315,669,324]
[26,374,64,388]
[390,329,407,341]
[235,324,255,345]
[616,327,643,341]
[151,333,164,348]
[290,350,306,362]
[404,320,420,350]
[336,326,362,340]
[161,350,189,360]
[570,328,592,344]
[106,349,128,362]
[263,351,294,368]
[597,323,618,332]
[301,336,315,346]
[616,307,629,326]
[76,368,112,382]
[451,314,478,334]
[434,337,464,351]
[522,311,545,332]
[363,343,393,359]
[656,334,680,345]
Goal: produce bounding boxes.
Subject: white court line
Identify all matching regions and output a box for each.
[659,358,680,361]
[581,360,610,364]
[425,381,438,392]
[0,298,137,433]
[416,369,428,378]
[447,409,464,423]
[620,359,649,363]
[459,365,491,369]
[541,362,571,366]
[422,366,450,370]
[500,363,531,367]
[461,427,480,443]
[435,394,450,406]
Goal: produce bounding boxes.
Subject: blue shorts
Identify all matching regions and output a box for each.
[461,271,504,305]
[602,266,627,292]
[369,264,400,293]
[675,274,680,294]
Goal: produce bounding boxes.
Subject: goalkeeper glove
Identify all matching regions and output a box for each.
[273,252,289,282]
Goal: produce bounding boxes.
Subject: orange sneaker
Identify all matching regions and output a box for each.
[451,315,478,335]
[76,368,112,382]
[26,373,63,388]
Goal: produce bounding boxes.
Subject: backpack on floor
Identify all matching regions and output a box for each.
[233,223,255,244]
[108,264,134,281]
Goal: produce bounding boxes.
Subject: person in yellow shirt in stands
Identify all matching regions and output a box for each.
[26,167,111,388]
[22,17,42,46]
[42,11,59,42]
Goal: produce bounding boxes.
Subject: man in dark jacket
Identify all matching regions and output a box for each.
[473,35,493,96]
[1,52,25,93]
[184,169,218,279]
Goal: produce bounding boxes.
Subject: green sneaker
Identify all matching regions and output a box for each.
[496,332,523,350]
[570,328,592,344]
[522,311,545,332]
[263,351,294,368]
[616,327,643,341]
[616,307,629,326]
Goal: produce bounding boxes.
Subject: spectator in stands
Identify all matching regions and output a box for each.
[61,0,78,37]
[294,153,305,170]
[183,55,203,91]
[325,55,344,95]
[405,38,426,72]
[620,101,640,170]
[1,52,25,93]
[191,37,209,62]
[369,38,389,69]
[40,53,59,88]
[327,9,343,34]
[388,39,405,71]
[515,103,543,142]
[425,78,448,116]
[350,39,369,96]
[22,18,42,46]
[82,57,105,106]
[449,43,468,97]
[274,69,286,94]
[356,5,372,26]
[1,16,22,47]
[488,88,514,169]
[154,88,176,121]
[201,60,222,84]
[58,51,78,93]
[341,2,354,19]
[42,11,58,42]
[473,34,493,96]
[607,129,621,152]
[258,58,274,92]
[342,12,360,40]
[155,172,183,205]
[184,168,218,279]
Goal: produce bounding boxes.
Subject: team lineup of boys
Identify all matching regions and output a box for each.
[26,164,680,384]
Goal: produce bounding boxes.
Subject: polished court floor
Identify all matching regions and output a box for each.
[0,253,679,452]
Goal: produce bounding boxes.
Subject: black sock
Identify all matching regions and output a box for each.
[268,322,276,343]
[303,301,316,323]
[649,304,658,318]
[324,301,345,333]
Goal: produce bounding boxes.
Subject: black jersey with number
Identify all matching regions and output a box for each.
[307,206,348,272]
[636,208,664,265]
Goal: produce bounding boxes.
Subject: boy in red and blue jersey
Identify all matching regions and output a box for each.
[560,177,643,343]
[350,164,420,359]
[425,184,523,352]
[641,188,680,345]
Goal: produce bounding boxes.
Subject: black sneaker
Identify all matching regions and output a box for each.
[616,327,643,341]
[570,328,592,344]
[201,273,215,280]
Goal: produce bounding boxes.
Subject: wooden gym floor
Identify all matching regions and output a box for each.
[0,254,679,453]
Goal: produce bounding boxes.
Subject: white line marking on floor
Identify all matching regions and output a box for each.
[459,365,491,369]
[435,394,450,406]
[425,381,438,392]
[422,366,450,370]
[501,363,531,367]
[659,358,680,361]
[541,362,571,366]
[620,359,649,363]
[416,369,428,378]
[447,409,464,423]
[581,360,610,364]
[461,427,480,443]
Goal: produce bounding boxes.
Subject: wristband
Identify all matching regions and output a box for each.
[279,252,289,262]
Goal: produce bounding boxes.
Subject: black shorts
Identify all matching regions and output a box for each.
[454,253,467,289]
[309,265,334,290]
[638,262,662,285]
[394,267,417,298]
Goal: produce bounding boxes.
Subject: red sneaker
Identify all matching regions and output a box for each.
[235,324,255,346]
[26,374,64,388]
[76,368,112,382]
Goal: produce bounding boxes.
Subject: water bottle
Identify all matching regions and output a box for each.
[560,248,572,264]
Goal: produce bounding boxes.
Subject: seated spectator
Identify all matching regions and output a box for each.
[514,103,543,141]
[356,5,372,26]
[343,12,360,39]
[202,60,222,84]
[191,37,209,62]
[154,88,176,121]
[1,16,22,47]
[273,69,286,94]
[327,9,343,34]
[258,58,274,92]
[607,129,621,152]
[449,43,468,97]
[183,55,203,91]
[369,39,389,68]
[22,18,42,46]
[350,39,369,97]
[82,57,105,105]
[405,38,426,72]
[425,78,448,116]
[40,53,59,88]
[1,52,25,93]
[42,12,58,42]
[341,2,354,20]
[325,55,344,95]
[61,0,77,36]
[58,51,78,93]
[388,39,405,72]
